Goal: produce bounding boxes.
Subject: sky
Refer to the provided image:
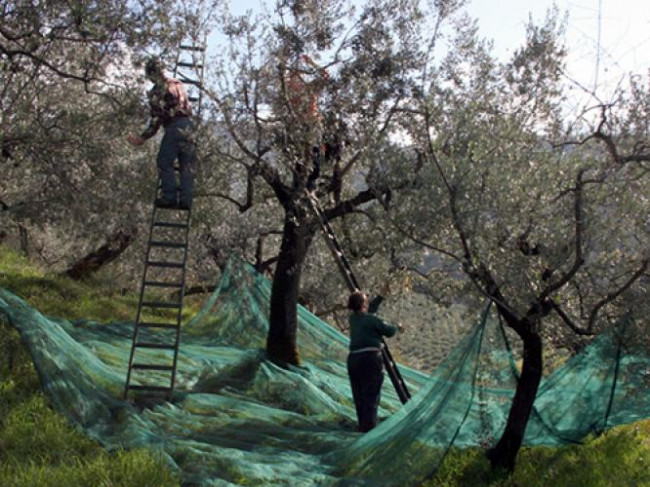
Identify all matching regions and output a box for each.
[465,0,649,94]
[210,0,649,119]
[224,0,648,93]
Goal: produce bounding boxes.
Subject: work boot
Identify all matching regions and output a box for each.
[155,197,177,208]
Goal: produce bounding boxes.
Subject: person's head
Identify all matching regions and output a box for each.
[144,57,164,82]
[347,291,368,313]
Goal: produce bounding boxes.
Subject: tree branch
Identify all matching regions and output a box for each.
[200,165,257,212]
[549,300,594,336]
[208,89,290,203]
[540,169,586,300]
[587,259,649,330]
[322,187,382,221]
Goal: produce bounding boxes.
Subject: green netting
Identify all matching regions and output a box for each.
[1,258,649,486]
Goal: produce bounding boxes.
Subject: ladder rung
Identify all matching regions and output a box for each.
[179,44,205,51]
[128,385,172,392]
[131,363,174,371]
[143,281,184,288]
[153,221,188,229]
[146,261,185,269]
[150,241,187,249]
[138,322,179,329]
[135,342,177,350]
[142,301,181,309]
[178,76,201,86]
[188,96,200,102]
[177,61,203,69]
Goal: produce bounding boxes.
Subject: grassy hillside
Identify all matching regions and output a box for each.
[428,426,650,486]
[0,246,181,487]
[1,245,649,486]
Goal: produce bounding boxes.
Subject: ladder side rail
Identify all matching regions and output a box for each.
[172,48,182,79]
[308,196,360,290]
[318,220,359,291]
[196,33,207,117]
[381,338,411,402]
[168,208,191,399]
[319,216,360,288]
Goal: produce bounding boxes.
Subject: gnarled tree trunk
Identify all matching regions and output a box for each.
[487,321,543,471]
[64,226,137,280]
[266,204,316,365]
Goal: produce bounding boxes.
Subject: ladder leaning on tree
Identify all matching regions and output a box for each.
[124,40,207,403]
[305,192,412,404]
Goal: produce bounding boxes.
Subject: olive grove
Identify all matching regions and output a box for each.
[2,0,648,474]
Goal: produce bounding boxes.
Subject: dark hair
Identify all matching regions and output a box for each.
[144,57,163,76]
[347,291,366,312]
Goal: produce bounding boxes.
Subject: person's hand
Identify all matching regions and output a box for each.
[397,323,405,334]
[127,134,144,146]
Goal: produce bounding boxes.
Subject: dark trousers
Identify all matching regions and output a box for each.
[347,351,384,433]
[157,117,195,205]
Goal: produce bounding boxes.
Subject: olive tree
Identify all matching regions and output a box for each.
[0,0,215,276]
[392,6,649,471]
[202,0,426,364]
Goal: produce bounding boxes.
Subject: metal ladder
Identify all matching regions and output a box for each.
[124,204,191,401]
[124,40,206,402]
[305,193,412,404]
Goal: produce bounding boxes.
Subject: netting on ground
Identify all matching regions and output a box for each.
[1,258,649,486]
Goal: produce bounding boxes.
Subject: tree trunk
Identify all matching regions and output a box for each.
[183,284,218,297]
[487,323,543,471]
[266,206,314,365]
[18,224,29,256]
[64,227,137,280]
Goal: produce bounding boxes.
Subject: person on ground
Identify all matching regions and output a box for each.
[127,57,195,210]
[347,287,404,433]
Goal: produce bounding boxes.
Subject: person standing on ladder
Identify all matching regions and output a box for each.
[127,57,195,210]
[347,286,405,433]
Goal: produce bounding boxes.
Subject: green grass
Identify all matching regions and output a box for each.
[426,422,650,487]
[0,246,199,323]
[0,393,178,487]
[0,246,181,486]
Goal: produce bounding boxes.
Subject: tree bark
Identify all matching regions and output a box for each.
[64,227,137,280]
[184,284,218,297]
[487,322,543,471]
[18,224,29,256]
[266,204,315,365]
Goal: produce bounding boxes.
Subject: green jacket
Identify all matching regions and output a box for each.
[348,296,398,351]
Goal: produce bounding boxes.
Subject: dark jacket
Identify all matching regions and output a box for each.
[348,296,398,351]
